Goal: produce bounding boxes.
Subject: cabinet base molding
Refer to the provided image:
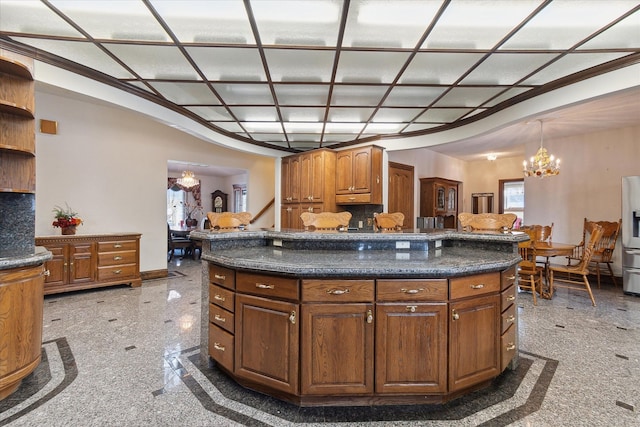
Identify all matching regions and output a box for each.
[226,365,493,407]
[141,269,168,281]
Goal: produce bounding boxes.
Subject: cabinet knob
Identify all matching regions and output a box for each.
[114,256,123,261]
[506,315,515,323]
[326,288,350,295]
[366,309,373,324]
[452,309,459,321]
[506,275,516,281]
[406,305,417,313]
[114,270,122,274]
[401,288,424,294]
[44,269,51,276]
[289,311,296,324]
[114,244,122,248]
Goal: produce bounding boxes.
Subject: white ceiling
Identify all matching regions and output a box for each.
[2,0,639,161]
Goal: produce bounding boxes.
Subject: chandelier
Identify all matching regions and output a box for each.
[523,120,560,178]
[177,170,199,188]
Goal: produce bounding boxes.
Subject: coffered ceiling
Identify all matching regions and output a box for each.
[1,0,639,159]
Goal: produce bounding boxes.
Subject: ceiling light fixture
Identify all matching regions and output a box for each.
[487,154,497,161]
[523,120,560,178]
[177,170,199,188]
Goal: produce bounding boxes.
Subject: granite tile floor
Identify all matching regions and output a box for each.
[1,256,639,427]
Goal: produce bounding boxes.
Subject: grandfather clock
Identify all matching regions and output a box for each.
[211,190,228,213]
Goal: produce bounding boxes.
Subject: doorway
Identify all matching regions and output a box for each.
[388,162,414,230]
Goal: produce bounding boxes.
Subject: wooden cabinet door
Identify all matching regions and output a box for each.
[69,242,95,285]
[301,303,374,395]
[281,155,301,203]
[281,204,303,229]
[309,150,326,203]
[351,146,372,194]
[299,152,313,202]
[43,243,67,288]
[335,150,353,194]
[449,294,500,392]
[376,303,447,393]
[235,294,299,395]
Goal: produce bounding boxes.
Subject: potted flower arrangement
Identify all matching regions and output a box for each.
[183,201,203,227]
[52,203,83,235]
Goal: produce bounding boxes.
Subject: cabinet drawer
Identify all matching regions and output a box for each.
[501,303,516,335]
[501,266,517,290]
[335,193,371,204]
[208,324,234,373]
[97,264,137,281]
[236,272,299,301]
[209,304,234,334]
[209,264,235,290]
[377,279,448,302]
[302,279,374,302]
[97,240,137,252]
[501,324,517,372]
[501,284,516,311]
[209,283,235,312]
[450,272,500,300]
[97,250,136,266]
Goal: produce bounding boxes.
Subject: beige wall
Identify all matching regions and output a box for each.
[35,91,276,273]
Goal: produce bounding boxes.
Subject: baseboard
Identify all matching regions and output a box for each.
[141,269,168,281]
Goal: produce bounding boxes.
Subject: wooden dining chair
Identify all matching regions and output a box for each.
[520,223,554,268]
[207,211,253,230]
[373,212,404,231]
[566,218,621,288]
[458,213,517,232]
[549,224,604,306]
[518,243,543,305]
[300,211,352,231]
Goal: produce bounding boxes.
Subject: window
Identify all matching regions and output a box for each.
[233,184,247,212]
[499,179,524,226]
[167,188,186,227]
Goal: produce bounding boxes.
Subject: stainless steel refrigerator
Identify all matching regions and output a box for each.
[622,176,640,295]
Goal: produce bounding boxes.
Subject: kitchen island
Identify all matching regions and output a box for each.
[193,228,527,406]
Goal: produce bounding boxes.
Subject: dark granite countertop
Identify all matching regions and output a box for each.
[195,228,526,278]
[0,246,52,270]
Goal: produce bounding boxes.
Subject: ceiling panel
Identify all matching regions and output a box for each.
[105,44,199,79]
[187,46,266,81]
[149,82,220,104]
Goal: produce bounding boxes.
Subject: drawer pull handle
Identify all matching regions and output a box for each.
[214,314,226,323]
[506,343,516,351]
[401,288,424,294]
[114,256,123,261]
[289,311,296,324]
[44,269,51,276]
[506,275,516,281]
[256,283,275,289]
[506,315,515,323]
[213,343,225,352]
[406,305,417,313]
[327,288,350,295]
[506,295,516,301]
[470,284,484,289]
[114,270,122,274]
[213,294,225,302]
[366,309,373,324]
[214,274,226,280]
[114,244,122,248]
[452,309,459,321]
[349,197,356,201]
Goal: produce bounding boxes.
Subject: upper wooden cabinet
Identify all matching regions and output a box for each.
[420,177,460,229]
[0,53,35,194]
[335,145,383,205]
[281,148,336,229]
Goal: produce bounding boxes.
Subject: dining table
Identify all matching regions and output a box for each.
[518,240,576,299]
[170,226,197,238]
